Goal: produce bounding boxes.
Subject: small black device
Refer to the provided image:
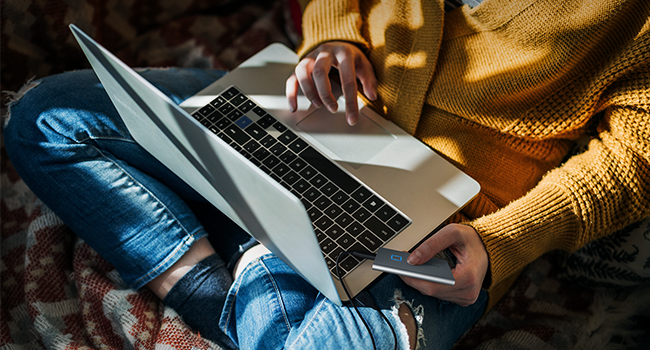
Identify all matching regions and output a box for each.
[372,248,455,285]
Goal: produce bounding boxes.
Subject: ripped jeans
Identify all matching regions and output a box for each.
[221,254,487,350]
[3,68,487,349]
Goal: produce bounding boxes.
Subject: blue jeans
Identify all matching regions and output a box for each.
[4,68,487,349]
[221,254,487,350]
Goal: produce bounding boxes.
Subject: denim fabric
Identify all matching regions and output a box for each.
[164,254,236,349]
[220,254,487,350]
[4,68,227,289]
[4,68,487,349]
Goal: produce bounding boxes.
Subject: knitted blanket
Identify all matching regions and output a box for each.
[2,0,649,349]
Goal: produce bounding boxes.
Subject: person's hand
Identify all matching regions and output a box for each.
[400,224,489,306]
[286,41,377,126]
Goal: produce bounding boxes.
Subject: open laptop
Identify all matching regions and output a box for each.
[70,24,480,306]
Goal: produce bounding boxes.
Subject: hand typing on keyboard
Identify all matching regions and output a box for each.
[285,41,377,126]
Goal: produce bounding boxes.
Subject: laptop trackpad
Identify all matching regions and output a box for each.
[296,109,395,167]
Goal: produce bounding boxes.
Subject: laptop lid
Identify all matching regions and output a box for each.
[70,24,344,305]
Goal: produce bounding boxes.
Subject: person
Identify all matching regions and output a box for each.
[3,0,649,349]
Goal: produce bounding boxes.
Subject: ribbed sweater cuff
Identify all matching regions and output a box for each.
[469,183,579,292]
[297,0,369,57]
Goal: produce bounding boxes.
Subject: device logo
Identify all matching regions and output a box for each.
[390,255,402,262]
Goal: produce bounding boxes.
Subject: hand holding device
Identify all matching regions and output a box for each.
[399,224,489,307]
[372,248,455,285]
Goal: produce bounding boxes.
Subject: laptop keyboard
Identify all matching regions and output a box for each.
[191,85,412,278]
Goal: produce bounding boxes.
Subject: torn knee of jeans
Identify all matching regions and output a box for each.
[3,77,41,127]
[392,289,426,349]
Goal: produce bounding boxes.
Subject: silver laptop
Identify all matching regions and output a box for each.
[70,24,480,306]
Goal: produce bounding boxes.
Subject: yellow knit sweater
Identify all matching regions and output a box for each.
[298,0,650,310]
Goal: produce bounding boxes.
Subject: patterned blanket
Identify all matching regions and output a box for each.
[2,0,649,349]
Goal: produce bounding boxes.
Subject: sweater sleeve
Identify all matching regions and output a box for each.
[296,0,369,58]
[469,63,650,293]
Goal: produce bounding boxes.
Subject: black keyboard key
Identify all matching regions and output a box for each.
[223,87,239,99]
[278,130,297,144]
[245,124,267,140]
[339,255,360,272]
[231,94,248,107]
[289,158,307,172]
[209,126,219,135]
[292,179,310,193]
[200,118,212,128]
[326,257,336,272]
[257,117,272,129]
[270,143,287,156]
[299,166,317,180]
[262,115,276,125]
[336,233,355,250]
[279,150,296,164]
[260,165,272,175]
[334,213,353,228]
[282,171,300,185]
[210,95,226,108]
[260,135,276,148]
[288,138,308,153]
[365,216,396,241]
[323,204,342,219]
[314,195,333,211]
[309,174,327,188]
[358,231,382,252]
[363,195,383,213]
[304,187,320,202]
[252,148,270,161]
[273,163,290,177]
[307,207,323,221]
[218,102,235,115]
[376,204,397,222]
[319,238,337,255]
[239,100,256,113]
[300,197,312,210]
[273,121,287,132]
[223,124,251,145]
[217,133,233,144]
[208,111,222,123]
[243,140,260,153]
[301,147,359,193]
[321,182,337,197]
[314,216,334,231]
[330,247,344,263]
[331,190,349,205]
[315,228,326,242]
[342,199,360,214]
[199,104,216,117]
[253,106,267,117]
[348,242,372,255]
[227,109,244,121]
[387,213,409,232]
[346,221,364,237]
[325,224,345,240]
[262,154,280,169]
[270,173,282,183]
[351,187,372,204]
[215,117,231,130]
